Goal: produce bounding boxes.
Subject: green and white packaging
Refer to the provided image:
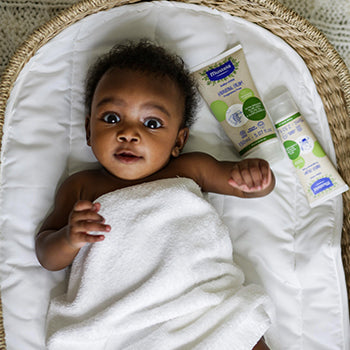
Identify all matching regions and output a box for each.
[266,90,349,207]
[191,44,283,163]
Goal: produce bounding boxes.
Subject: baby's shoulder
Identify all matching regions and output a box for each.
[59,168,106,199]
[166,152,218,186]
[63,168,102,186]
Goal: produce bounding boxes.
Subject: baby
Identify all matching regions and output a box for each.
[36,41,274,350]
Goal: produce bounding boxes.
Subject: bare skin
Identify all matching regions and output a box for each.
[36,68,275,271]
[36,153,274,271]
[35,68,274,349]
[253,338,270,350]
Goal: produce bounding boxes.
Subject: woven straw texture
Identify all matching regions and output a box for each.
[278,0,350,69]
[0,0,349,348]
[0,0,78,76]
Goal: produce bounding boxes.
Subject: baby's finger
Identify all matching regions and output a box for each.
[78,231,106,241]
[239,165,257,189]
[71,220,111,235]
[229,169,252,192]
[230,164,245,186]
[259,161,271,185]
[73,200,95,212]
[248,165,265,189]
[70,209,105,225]
[67,231,105,249]
[228,178,249,192]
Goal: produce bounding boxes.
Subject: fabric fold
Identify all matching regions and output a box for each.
[46,177,273,349]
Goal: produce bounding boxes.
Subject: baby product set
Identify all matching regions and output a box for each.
[1,1,349,350]
[192,44,349,207]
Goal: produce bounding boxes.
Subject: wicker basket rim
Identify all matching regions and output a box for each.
[0,1,349,349]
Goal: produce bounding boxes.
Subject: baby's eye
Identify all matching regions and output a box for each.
[144,118,162,129]
[102,113,120,124]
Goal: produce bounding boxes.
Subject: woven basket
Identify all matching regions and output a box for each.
[0,0,349,348]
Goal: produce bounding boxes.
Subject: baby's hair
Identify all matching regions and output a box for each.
[85,40,198,128]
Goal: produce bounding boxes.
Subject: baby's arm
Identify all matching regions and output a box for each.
[35,175,110,271]
[172,153,275,198]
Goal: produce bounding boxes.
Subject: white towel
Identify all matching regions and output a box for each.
[46,177,273,350]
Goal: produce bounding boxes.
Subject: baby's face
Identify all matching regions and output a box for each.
[86,68,188,180]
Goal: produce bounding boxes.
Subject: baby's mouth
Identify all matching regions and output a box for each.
[115,151,142,163]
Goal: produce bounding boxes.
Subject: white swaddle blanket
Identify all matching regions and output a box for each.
[46,177,273,350]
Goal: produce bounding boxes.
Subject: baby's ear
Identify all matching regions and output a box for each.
[171,127,189,157]
[85,115,91,146]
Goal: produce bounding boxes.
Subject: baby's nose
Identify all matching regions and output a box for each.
[116,127,140,143]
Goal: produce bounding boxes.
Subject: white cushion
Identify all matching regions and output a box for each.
[0,2,348,349]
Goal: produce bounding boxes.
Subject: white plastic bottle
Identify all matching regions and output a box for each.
[266,90,348,207]
[191,44,284,164]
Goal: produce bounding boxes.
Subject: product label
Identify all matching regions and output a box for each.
[275,112,347,205]
[311,178,334,195]
[192,47,277,156]
[206,61,235,81]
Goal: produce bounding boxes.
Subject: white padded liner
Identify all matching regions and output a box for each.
[0,1,349,349]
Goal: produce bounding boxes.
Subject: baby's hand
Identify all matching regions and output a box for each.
[66,200,110,249]
[228,158,273,193]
